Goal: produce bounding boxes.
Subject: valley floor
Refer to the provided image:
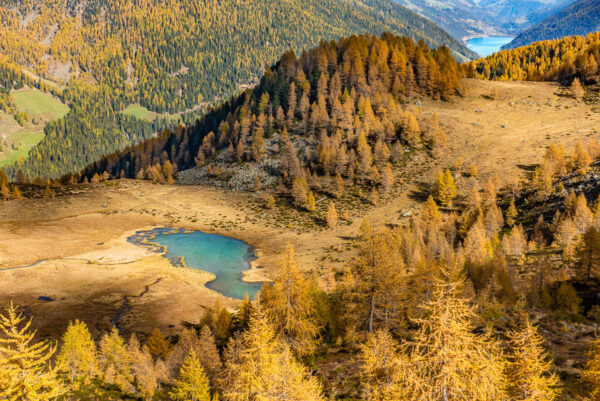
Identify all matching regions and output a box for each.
[1,78,599,341]
[0,181,351,339]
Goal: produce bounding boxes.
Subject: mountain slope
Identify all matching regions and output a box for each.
[467,31,600,83]
[0,0,476,180]
[76,33,462,195]
[504,0,600,49]
[393,0,574,40]
[0,0,475,112]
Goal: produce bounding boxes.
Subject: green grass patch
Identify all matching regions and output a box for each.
[11,89,69,120]
[122,103,153,120]
[0,130,44,167]
[122,103,184,122]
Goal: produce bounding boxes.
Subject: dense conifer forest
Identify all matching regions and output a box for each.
[0,0,476,180]
[467,31,600,84]
[76,33,461,199]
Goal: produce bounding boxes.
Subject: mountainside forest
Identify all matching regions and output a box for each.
[504,0,600,49]
[0,0,476,180]
[467,31,600,84]
[74,33,461,202]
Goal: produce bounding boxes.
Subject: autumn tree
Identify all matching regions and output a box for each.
[583,337,600,400]
[56,319,97,385]
[260,243,320,357]
[251,130,266,162]
[504,318,560,400]
[197,326,222,385]
[434,169,457,206]
[291,177,308,208]
[571,77,584,101]
[306,191,316,212]
[147,327,171,360]
[98,328,134,393]
[345,225,407,333]
[422,195,442,227]
[506,199,518,226]
[402,270,506,400]
[326,201,338,229]
[572,142,592,175]
[381,164,394,197]
[170,351,211,401]
[129,336,160,400]
[360,330,414,401]
[577,226,600,282]
[221,313,324,401]
[0,303,65,399]
[333,173,344,199]
[166,328,202,382]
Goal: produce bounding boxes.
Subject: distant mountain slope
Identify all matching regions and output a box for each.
[467,31,600,84]
[504,0,600,49]
[0,0,476,113]
[393,0,574,40]
[0,0,476,180]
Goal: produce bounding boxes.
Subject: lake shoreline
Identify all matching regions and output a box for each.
[466,36,515,57]
[127,227,266,300]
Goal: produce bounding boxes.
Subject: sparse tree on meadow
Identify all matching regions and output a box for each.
[571,77,584,101]
[326,201,338,229]
[434,169,457,206]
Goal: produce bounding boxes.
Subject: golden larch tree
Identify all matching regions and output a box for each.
[0,303,65,400]
[221,313,324,401]
[146,327,171,360]
[360,330,415,401]
[56,319,97,385]
[403,269,506,400]
[326,201,338,229]
[434,169,457,206]
[346,226,407,333]
[571,77,584,101]
[170,351,211,401]
[261,243,320,357]
[583,337,600,400]
[98,327,134,393]
[504,319,560,400]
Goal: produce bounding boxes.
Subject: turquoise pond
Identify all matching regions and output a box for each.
[467,36,515,57]
[128,228,263,300]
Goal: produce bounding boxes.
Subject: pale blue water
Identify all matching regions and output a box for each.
[128,228,263,299]
[467,36,515,57]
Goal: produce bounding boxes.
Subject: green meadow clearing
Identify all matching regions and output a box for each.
[0,89,69,166]
[122,103,186,122]
[0,130,44,167]
[12,89,69,119]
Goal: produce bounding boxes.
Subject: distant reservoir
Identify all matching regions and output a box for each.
[467,36,514,57]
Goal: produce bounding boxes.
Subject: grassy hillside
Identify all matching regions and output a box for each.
[504,0,600,49]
